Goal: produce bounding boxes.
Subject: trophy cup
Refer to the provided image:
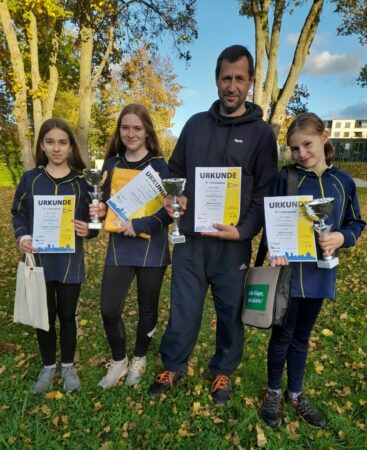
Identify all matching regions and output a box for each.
[162,178,186,244]
[305,197,339,269]
[83,168,103,230]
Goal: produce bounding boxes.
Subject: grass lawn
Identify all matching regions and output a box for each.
[0,186,366,449]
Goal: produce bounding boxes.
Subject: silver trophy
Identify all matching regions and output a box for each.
[83,168,103,230]
[305,197,339,269]
[162,178,186,244]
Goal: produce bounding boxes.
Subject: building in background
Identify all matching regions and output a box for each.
[323,119,367,162]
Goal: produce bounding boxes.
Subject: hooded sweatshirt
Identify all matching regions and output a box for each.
[168,100,278,240]
[272,164,365,299]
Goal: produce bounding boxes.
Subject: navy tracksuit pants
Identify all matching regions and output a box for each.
[160,235,250,376]
[267,296,324,392]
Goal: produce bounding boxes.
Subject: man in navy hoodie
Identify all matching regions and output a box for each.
[149,45,278,404]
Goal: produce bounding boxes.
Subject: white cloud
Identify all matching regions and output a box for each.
[303,51,363,75]
[286,33,299,45]
[328,100,367,119]
[286,32,330,46]
[183,88,200,97]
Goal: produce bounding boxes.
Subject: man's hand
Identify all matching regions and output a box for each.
[118,221,136,237]
[164,195,188,218]
[318,231,344,256]
[201,224,240,240]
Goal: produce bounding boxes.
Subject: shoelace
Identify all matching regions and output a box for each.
[211,375,229,392]
[263,391,281,410]
[291,394,316,416]
[156,371,174,386]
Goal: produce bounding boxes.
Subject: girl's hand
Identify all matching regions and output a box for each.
[19,236,36,254]
[318,231,344,256]
[89,202,107,219]
[118,221,136,237]
[268,255,289,267]
[73,220,89,237]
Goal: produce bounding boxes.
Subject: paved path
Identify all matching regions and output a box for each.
[354,178,367,188]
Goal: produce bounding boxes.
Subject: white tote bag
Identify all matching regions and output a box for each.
[14,253,49,331]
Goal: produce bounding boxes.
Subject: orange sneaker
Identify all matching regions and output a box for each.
[148,370,184,397]
[211,374,232,405]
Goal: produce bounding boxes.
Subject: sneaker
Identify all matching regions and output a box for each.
[148,370,184,397]
[260,389,282,427]
[289,393,326,428]
[61,365,80,392]
[98,357,129,389]
[32,367,56,394]
[211,375,232,405]
[125,356,147,386]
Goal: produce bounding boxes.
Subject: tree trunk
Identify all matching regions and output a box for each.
[269,0,324,134]
[76,25,114,166]
[28,11,43,154]
[0,0,34,169]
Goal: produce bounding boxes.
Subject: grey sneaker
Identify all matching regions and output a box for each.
[98,357,129,389]
[289,393,326,428]
[61,366,80,392]
[125,356,146,386]
[32,367,56,394]
[260,389,282,427]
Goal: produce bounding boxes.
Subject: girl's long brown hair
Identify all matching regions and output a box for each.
[287,112,335,165]
[105,103,162,159]
[35,118,86,170]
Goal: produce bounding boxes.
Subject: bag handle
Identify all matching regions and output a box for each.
[24,252,37,268]
[254,164,299,266]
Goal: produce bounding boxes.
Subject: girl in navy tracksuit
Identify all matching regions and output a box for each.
[12,118,95,394]
[260,113,365,428]
[91,103,170,388]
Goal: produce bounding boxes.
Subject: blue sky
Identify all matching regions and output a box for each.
[162,0,366,137]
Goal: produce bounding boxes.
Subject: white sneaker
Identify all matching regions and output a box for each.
[32,366,56,394]
[98,357,129,389]
[61,365,80,392]
[125,356,147,386]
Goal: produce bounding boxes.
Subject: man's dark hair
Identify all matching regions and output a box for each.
[215,45,254,80]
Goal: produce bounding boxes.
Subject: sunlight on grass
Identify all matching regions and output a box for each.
[0,187,366,449]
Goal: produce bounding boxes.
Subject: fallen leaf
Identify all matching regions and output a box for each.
[321,328,333,336]
[256,425,267,448]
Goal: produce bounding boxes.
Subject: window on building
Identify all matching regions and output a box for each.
[355,132,362,137]
[334,132,340,137]
[335,122,341,128]
[345,122,351,128]
[344,132,349,137]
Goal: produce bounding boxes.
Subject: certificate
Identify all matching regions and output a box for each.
[194,167,241,232]
[33,195,75,253]
[264,195,317,262]
[106,165,165,222]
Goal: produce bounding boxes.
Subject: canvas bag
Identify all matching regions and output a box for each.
[241,265,291,328]
[241,165,298,329]
[14,253,49,331]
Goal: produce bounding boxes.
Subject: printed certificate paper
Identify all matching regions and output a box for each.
[107,166,165,222]
[264,195,317,262]
[33,195,75,253]
[195,167,241,232]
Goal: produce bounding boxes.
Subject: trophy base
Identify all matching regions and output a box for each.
[88,222,103,230]
[169,234,186,245]
[317,257,339,269]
